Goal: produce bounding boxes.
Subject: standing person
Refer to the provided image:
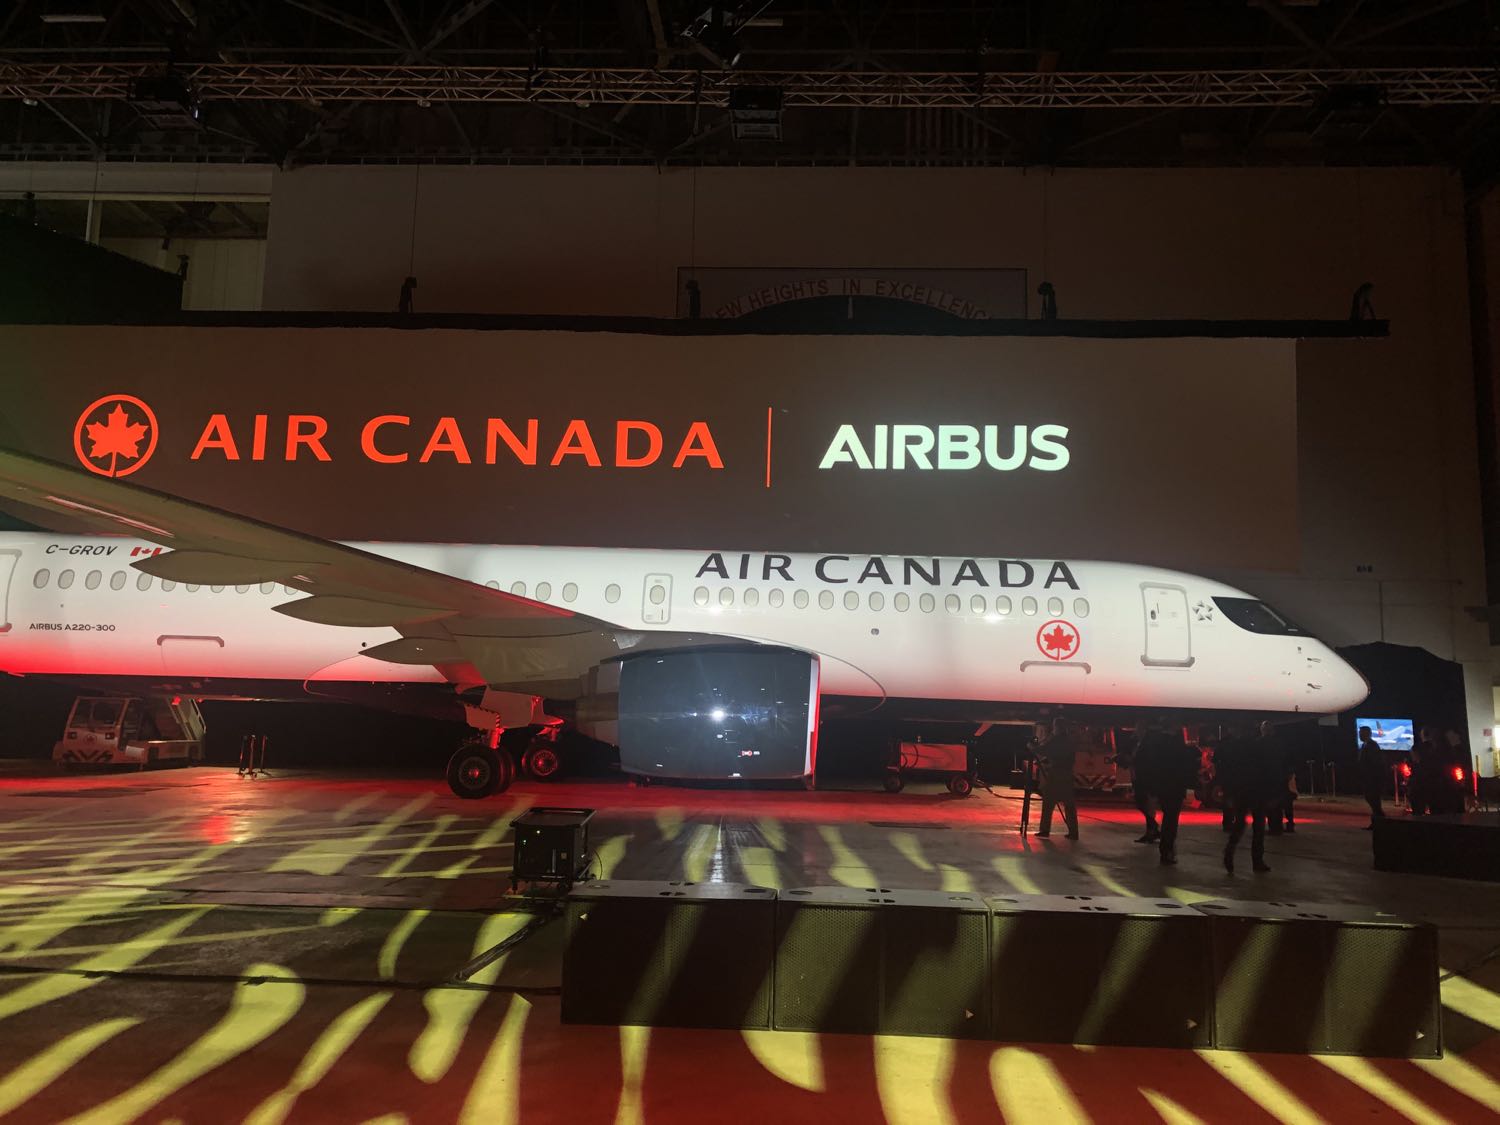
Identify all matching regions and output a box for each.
[1260,721,1296,835]
[1128,722,1161,844]
[1410,727,1439,816]
[1142,717,1196,866]
[1223,726,1276,874]
[1214,728,1242,832]
[1443,728,1471,813]
[1035,718,1080,840]
[1358,725,1385,828]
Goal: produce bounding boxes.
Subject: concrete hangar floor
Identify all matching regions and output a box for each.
[0,765,1495,1123]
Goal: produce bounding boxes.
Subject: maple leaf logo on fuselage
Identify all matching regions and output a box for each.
[1036,619,1080,661]
[72,394,160,478]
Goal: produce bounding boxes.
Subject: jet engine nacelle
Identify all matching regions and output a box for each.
[614,646,819,781]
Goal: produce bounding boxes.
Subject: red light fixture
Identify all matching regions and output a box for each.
[1399,762,1412,778]
[1452,766,1465,782]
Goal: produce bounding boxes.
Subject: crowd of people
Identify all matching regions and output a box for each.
[1020,717,1472,873]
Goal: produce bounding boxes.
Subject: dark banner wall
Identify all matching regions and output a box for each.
[0,327,1296,571]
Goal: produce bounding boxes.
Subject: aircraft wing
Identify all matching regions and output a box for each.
[0,448,720,692]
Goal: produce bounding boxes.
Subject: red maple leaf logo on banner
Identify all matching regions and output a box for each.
[86,405,149,461]
[1036,620,1080,661]
[72,394,159,478]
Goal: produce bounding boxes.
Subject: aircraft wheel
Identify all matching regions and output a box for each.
[883,773,905,793]
[523,741,562,781]
[447,745,504,799]
[947,775,973,797]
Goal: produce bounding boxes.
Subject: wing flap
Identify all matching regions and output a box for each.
[274,596,458,629]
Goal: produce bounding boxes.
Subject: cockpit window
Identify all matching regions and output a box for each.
[1212,596,1306,635]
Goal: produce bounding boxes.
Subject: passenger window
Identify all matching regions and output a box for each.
[510,581,526,597]
[536,581,552,601]
[32,568,49,588]
[648,583,665,605]
[1022,596,1037,616]
[1047,596,1063,616]
[793,590,809,609]
[869,591,885,611]
[283,586,295,595]
[693,586,710,607]
[844,591,859,610]
[235,584,250,594]
[562,582,578,603]
[211,585,225,594]
[260,581,276,594]
[110,572,126,591]
[1074,598,1090,618]
[58,570,75,590]
[162,580,177,592]
[768,588,785,608]
[186,584,200,593]
[605,583,621,604]
[894,592,909,612]
[137,573,152,592]
[945,594,961,614]
[719,587,735,607]
[85,570,101,590]
[920,593,935,613]
[996,596,1012,615]
[744,588,760,607]
[971,594,986,615]
[485,579,499,590]
[818,590,835,610]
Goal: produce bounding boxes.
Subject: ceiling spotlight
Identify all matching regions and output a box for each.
[682,3,776,69]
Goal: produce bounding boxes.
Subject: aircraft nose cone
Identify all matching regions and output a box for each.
[1329,652,1370,713]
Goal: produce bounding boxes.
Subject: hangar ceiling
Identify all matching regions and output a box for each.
[0,1,1498,182]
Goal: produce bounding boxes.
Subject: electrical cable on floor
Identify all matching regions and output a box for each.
[450,903,562,983]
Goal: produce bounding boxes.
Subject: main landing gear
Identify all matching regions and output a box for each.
[521,736,563,781]
[447,742,515,799]
[446,724,569,798]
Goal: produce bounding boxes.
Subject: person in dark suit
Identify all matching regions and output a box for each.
[1409,727,1439,816]
[1140,716,1196,865]
[1261,721,1296,835]
[1128,724,1160,844]
[1035,718,1079,840]
[1222,727,1276,874]
[1358,725,1385,829]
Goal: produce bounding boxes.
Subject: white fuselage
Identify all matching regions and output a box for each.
[0,536,1368,717]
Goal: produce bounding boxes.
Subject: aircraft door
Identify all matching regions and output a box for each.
[1141,583,1194,668]
[642,573,672,625]
[0,549,16,634]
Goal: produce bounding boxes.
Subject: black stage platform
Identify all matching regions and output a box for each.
[1373,812,1500,882]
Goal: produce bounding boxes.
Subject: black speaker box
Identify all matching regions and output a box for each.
[562,880,776,1029]
[988,893,1213,1048]
[1194,899,1440,1058]
[773,887,989,1037]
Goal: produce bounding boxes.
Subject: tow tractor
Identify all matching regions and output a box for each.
[52,695,205,770]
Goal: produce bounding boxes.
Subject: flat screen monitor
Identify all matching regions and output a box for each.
[1356,718,1413,752]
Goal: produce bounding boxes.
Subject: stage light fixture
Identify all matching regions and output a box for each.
[729,86,784,141]
[128,73,201,129]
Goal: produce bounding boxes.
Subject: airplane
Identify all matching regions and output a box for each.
[0,449,1369,796]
